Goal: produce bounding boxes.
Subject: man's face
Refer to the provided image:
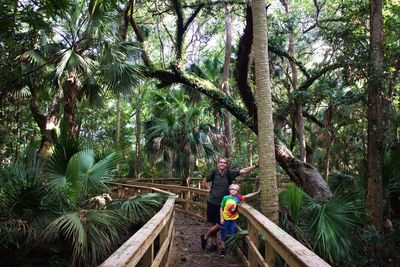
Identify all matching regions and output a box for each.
[218,159,227,171]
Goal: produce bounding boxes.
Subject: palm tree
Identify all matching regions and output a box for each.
[145,89,217,185]
[252,0,279,225]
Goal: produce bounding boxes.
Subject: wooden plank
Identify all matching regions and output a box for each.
[245,235,269,267]
[151,216,175,267]
[100,195,176,267]
[239,203,331,267]
[236,247,250,267]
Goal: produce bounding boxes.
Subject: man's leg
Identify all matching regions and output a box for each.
[205,223,220,240]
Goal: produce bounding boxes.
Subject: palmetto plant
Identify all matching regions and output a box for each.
[110,193,168,222]
[43,209,128,267]
[280,183,364,265]
[145,89,217,185]
[0,160,46,250]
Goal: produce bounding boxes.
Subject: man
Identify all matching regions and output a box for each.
[200,157,257,251]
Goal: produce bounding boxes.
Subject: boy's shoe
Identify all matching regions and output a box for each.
[209,244,218,252]
[200,235,207,250]
[220,248,226,257]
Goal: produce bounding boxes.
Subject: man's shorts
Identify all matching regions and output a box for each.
[207,201,221,224]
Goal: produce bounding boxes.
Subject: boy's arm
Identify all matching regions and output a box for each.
[243,187,261,199]
[220,207,224,225]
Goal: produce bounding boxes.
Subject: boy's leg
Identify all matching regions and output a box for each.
[227,220,237,238]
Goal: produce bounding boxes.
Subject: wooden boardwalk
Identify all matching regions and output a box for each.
[168,212,245,267]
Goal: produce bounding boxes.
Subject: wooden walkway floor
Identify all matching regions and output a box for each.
[168,212,245,267]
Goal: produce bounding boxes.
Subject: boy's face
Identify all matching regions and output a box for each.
[229,188,239,196]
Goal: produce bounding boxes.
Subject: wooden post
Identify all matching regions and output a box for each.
[265,241,275,267]
[248,222,259,266]
[141,240,154,266]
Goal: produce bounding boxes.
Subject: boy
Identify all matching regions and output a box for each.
[219,184,260,256]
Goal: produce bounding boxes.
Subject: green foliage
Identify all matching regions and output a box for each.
[43,210,128,267]
[110,193,168,222]
[278,183,364,265]
[280,183,304,223]
[305,193,364,264]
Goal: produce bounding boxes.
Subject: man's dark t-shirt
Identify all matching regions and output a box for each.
[206,169,240,205]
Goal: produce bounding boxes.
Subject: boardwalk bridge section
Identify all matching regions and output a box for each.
[100,179,330,267]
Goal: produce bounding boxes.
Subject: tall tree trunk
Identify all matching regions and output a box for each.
[222,3,233,157]
[366,0,384,229]
[65,71,78,137]
[135,92,142,179]
[29,85,61,156]
[252,0,279,226]
[280,0,306,162]
[115,93,121,151]
[165,150,173,178]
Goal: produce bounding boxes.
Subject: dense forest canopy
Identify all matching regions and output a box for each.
[1,0,400,266]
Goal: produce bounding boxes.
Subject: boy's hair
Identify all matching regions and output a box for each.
[229,184,240,191]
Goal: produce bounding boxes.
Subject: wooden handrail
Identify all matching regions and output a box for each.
[101,183,176,267]
[127,181,330,267]
[238,203,330,267]
[102,181,330,267]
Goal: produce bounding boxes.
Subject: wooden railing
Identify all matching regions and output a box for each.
[124,181,331,267]
[101,183,176,267]
[237,203,330,267]
[102,181,330,267]
[120,175,289,189]
[120,181,209,220]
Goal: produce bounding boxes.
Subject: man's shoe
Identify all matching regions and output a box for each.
[200,235,207,250]
[220,248,226,257]
[209,244,218,252]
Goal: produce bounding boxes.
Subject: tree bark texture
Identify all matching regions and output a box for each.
[366,0,384,229]
[253,0,279,224]
[222,4,233,157]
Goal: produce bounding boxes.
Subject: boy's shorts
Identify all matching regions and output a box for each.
[207,201,221,224]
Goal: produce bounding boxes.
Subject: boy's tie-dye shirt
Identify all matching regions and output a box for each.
[221,195,244,220]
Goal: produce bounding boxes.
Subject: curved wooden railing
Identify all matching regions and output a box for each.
[101,183,176,267]
[102,181,330,267]
[123,181,330,267]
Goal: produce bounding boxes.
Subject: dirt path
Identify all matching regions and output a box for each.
[168,212,245,267]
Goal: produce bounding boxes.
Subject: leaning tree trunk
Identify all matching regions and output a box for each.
[366,0,384,230]
[275,139,332,200]
[253,0,279,225]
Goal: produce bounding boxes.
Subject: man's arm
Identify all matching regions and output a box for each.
[239,165,257,174]
[202,177,211,191]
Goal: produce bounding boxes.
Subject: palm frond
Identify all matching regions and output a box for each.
[18,50,46,66]
[84,152,119,195]
[56,49,72,76]
[43,209,127,266]
[280,183,304,223]
[225,229,248,254]
[304,193,364,264]
[110,193,167,222]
